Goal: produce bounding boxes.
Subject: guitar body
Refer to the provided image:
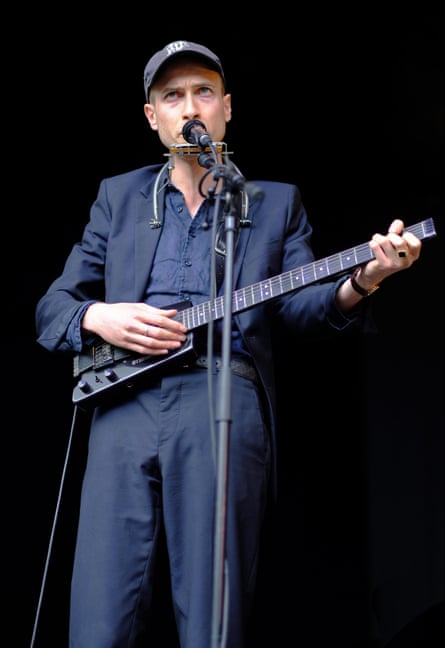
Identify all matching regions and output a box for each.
[72,332,196,408]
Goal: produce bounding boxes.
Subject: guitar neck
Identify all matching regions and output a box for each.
[72,217,437,408]
[175,218,437,332]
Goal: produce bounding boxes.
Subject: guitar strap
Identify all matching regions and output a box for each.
[213,185,250,292]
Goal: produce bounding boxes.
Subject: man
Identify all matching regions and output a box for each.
[35,40,422,647]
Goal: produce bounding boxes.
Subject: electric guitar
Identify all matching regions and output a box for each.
[72,218,437,408]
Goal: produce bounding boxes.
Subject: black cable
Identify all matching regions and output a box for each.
[29,405,81,648]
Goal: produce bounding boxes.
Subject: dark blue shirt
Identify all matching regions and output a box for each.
[145,184,248,357]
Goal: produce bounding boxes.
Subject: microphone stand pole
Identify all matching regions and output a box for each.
[210,182,238,648]
[198,150,261,648]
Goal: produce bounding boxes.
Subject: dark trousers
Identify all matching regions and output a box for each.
[69,367,271,647]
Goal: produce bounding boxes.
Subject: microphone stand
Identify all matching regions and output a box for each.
[198,148,264,648]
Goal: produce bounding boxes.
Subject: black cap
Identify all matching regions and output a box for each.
[143,40,225,99]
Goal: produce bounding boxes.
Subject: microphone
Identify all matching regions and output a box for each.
[182,120,213,148]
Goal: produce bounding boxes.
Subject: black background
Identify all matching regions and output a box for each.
[11,9,444,647]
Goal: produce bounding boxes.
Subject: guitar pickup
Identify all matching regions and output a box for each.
[92,341,116,369]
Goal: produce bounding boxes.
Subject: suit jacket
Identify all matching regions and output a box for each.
[36,162,362,487]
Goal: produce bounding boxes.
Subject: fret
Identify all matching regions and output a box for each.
[251,283,263,305]
[356,243,373,265]
[196,303,205,326]
[302,263,317,285]
[315,259,329,278]
[188,307,196,328]
[290,270,303,290]
[178,310,188,327]
[339,248,358,270]
[209,301,217,321]
[261,280,272,300]
[284,272,295,291]
[214,297,223,321]
[204,301,212,323]
[235,289,247,310]
[326,254,344,275]
[246,284,255,308]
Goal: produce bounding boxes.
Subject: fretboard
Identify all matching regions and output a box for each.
[175,218,436,331]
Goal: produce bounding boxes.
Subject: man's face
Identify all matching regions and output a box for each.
[144,59,231,148]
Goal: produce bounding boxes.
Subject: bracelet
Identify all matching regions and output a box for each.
[350,268,380,297]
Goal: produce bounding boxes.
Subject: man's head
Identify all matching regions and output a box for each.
[144,40,225,101]
[143,40,231,150]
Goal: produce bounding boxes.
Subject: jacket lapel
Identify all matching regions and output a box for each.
[134,169,165,300]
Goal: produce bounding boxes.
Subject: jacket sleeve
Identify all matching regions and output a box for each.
[35,179,112,353]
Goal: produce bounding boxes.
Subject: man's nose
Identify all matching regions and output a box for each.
[182,93,200,119]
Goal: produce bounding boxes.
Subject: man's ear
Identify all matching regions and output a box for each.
[144,104,158,131]
[224,93,232,123]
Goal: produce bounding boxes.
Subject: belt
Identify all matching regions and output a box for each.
[193,355,259,385]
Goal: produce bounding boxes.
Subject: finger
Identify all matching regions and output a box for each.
[146,311,187,333]
[387,218,405,235]
[370,235,408,264]
[403,231,423,250]
[143,323,186,343]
